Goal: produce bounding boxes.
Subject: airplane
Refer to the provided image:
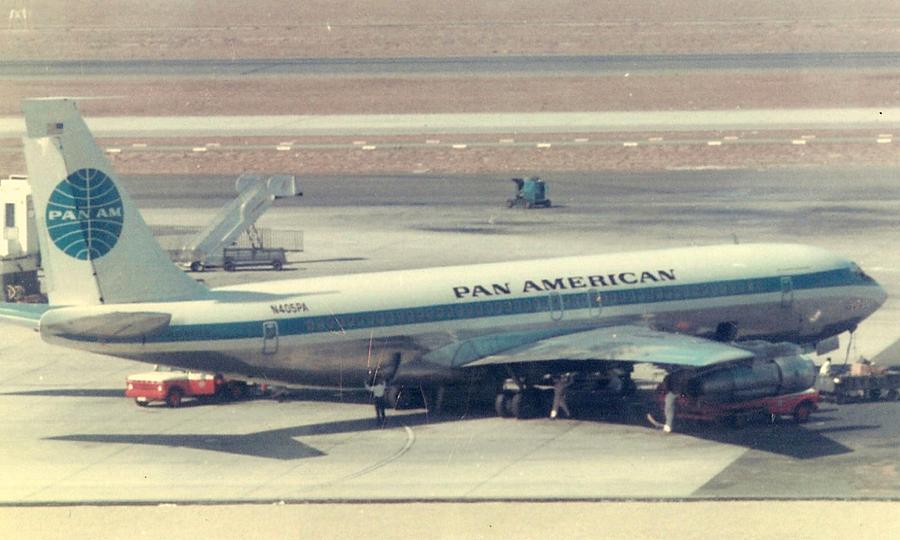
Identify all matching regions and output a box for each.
[0,98,888,418]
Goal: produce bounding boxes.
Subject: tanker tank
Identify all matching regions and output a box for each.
[680,341,817,403]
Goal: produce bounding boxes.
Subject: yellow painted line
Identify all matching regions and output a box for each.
[536,143,552,148]
[791,139,807,145]
[707,141,722,146]
[105,148,122,154]
[191,147,208,152]
[623,142,638,147]
[877,138,893,144]
[451,144,468,149]
[361,145,377,150]
[276,145,292,151]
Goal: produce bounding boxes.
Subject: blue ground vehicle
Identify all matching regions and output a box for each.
[507,177,551,208]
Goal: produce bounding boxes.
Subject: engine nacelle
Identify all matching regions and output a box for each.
[678,341,816,403]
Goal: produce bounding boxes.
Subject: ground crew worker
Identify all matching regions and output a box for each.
[550,373,573,419]
[819,357,832,376]
[365,373,388,424]
[663,387,677,433]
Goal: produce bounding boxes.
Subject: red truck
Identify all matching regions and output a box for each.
[654,385,821,427]
[126,371,248,407]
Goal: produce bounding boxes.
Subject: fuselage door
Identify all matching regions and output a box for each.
[587,288,603,317]
[780,276,794,308]
[549,291,564,321]
[262,320,279,355]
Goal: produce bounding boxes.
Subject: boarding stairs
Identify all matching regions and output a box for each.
[180,174,301,271]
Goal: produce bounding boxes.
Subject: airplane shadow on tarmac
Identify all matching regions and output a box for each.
[44,410,481,461]
[39,386,868,461]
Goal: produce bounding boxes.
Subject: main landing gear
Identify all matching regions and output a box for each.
[493,366,636,420]
[495,385,544,419]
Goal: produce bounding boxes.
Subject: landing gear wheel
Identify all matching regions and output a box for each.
[510,392,526,418]
[165,388,184,408]
[509,390,540,419]
[495,393,513,418]
[793,402,814,424]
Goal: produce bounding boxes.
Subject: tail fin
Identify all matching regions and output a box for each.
[22,98,206,305]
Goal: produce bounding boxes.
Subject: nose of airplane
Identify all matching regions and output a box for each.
[873,279,889,309]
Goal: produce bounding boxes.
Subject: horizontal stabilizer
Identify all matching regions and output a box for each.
[463,325,756,368]
[0,302,52,328]
[41,310,171,340]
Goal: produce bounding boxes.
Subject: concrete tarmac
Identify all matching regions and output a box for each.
[2,166,900,510]
[3,109,900,138]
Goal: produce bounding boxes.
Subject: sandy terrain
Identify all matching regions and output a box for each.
[3,71,900,117]
[2,1,900,60]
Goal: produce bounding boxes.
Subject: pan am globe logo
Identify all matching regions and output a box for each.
[46,168,124,260]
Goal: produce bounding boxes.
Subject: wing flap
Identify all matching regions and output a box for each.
[463,325,755,368]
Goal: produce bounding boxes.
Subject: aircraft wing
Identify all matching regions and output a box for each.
[462,325,755,368]
[0,302,52,329]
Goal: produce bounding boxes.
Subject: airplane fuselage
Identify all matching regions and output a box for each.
[40,243,886,387]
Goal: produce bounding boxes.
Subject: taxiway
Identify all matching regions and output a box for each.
[1,167,899,505]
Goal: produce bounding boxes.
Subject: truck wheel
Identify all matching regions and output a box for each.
[223,261,236,272]
[506,199,515,208]
[887,389,899,401]
[190,261,204,273]
[134,399,149,407]
[165,388,184,408]
[545,199,552,208]
[793,402,814,424]
[272,260,283,271]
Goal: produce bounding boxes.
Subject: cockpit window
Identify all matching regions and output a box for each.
[849,263,873,283]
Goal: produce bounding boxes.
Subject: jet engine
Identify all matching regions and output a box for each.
[676,341,816,403]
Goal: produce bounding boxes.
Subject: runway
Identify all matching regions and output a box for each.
[4,52,900,78]
[2,167,900,505]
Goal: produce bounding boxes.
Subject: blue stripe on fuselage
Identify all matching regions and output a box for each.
[91,267,873,344]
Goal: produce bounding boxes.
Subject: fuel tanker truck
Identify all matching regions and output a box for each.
[656,341,821,426]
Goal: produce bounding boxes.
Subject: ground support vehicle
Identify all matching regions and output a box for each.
[125,371,250,407]
[506,177,551,209]
[221,247,286,272]
[655,386,821,426]
[815,369,900,403]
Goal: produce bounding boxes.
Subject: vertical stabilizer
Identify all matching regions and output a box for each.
[22,98,207,305]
